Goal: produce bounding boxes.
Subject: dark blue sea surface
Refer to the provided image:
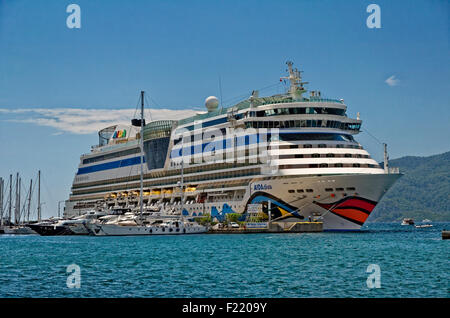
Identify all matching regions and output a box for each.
[0,223,448,298]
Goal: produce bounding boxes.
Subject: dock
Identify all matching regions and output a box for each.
[208,221,323,234]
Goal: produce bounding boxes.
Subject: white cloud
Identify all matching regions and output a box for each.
[385,75,400,87]
[0,107,199,135]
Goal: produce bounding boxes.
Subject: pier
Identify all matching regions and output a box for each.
[208,221,323,234]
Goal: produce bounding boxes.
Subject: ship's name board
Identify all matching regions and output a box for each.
[247,204,262,213]
[246,222,268,229]
[253,184,272,191]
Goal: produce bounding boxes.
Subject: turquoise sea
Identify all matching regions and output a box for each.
[0,223,448,298]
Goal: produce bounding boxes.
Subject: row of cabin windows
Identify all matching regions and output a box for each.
[82,147,140,165]
[277,144,363,150]
[245,120,361,131]
[279,163,379,169]
[174,130,358,147]
[325,187,356,192]
[249,107,346,117]
[173,128,227,145]
[174,133,357,148]
[279,153,370,159]
[288,187,356,194]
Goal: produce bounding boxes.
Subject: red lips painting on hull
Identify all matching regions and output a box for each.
[313,196,377,226]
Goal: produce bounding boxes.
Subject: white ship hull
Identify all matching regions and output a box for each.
[66,222,90,235]
[85,222,207,236]
[247,173,401,231]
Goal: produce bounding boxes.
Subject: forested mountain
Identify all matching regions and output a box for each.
[368,151,450,222]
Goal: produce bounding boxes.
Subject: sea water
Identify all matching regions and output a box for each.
[0,223,448,298]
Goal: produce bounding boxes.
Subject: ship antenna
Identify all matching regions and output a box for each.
[280,61,308,99]
[219,75,223,110]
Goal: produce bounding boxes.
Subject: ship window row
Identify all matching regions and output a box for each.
[277,144,363,150]
[72,170,260,196]
[73,162,259,190]
[82,147,140,164]
[245,120,360,131]
[176,132,356,146]
[279,163,379,169]
[276,133,355,142]
[288,187,356,194]
[248,107,346,117]
[278,153,370,159]
[174,125,360,148]
[173,128,227,145]
[325,187,356,192]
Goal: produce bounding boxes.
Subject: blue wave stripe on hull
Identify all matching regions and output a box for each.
[77,157,146,175]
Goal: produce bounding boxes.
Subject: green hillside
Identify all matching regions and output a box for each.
[368,151,450,222]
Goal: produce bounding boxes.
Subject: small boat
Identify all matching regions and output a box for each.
[2,226,37,235]
[415,224,433,228]
[401,218,414,225]
[27,219,75,236]
[442,230,450,240]
[64,209,109,235]
[422,219,431,223]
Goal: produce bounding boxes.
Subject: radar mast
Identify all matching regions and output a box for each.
[281,61,308,99]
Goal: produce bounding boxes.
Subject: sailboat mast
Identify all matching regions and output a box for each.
[15,173,19,225]
[0,177,3,227]
[140,91,144,219]
[8,174,12,225]
[181,139,184,219]
[37,170,41,222]
[18,176,21,225]
[27,179,32,223]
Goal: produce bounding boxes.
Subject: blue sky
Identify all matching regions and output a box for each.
[0,0,449,218]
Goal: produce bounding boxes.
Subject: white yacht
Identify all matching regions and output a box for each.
[86,218,207,236]
[64,209,109,235]
[64,62,402,231]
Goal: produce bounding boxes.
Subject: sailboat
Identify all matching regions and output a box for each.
[2,173,37,235]
[85,91,207,236]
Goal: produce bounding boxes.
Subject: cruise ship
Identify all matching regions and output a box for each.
[64,62,401,230]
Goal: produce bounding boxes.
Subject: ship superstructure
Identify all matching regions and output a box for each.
[65,62,401,230]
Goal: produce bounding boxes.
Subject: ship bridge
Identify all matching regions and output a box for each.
[143,120,176,170]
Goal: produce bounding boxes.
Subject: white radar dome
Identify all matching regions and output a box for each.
[205,96,219,112]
